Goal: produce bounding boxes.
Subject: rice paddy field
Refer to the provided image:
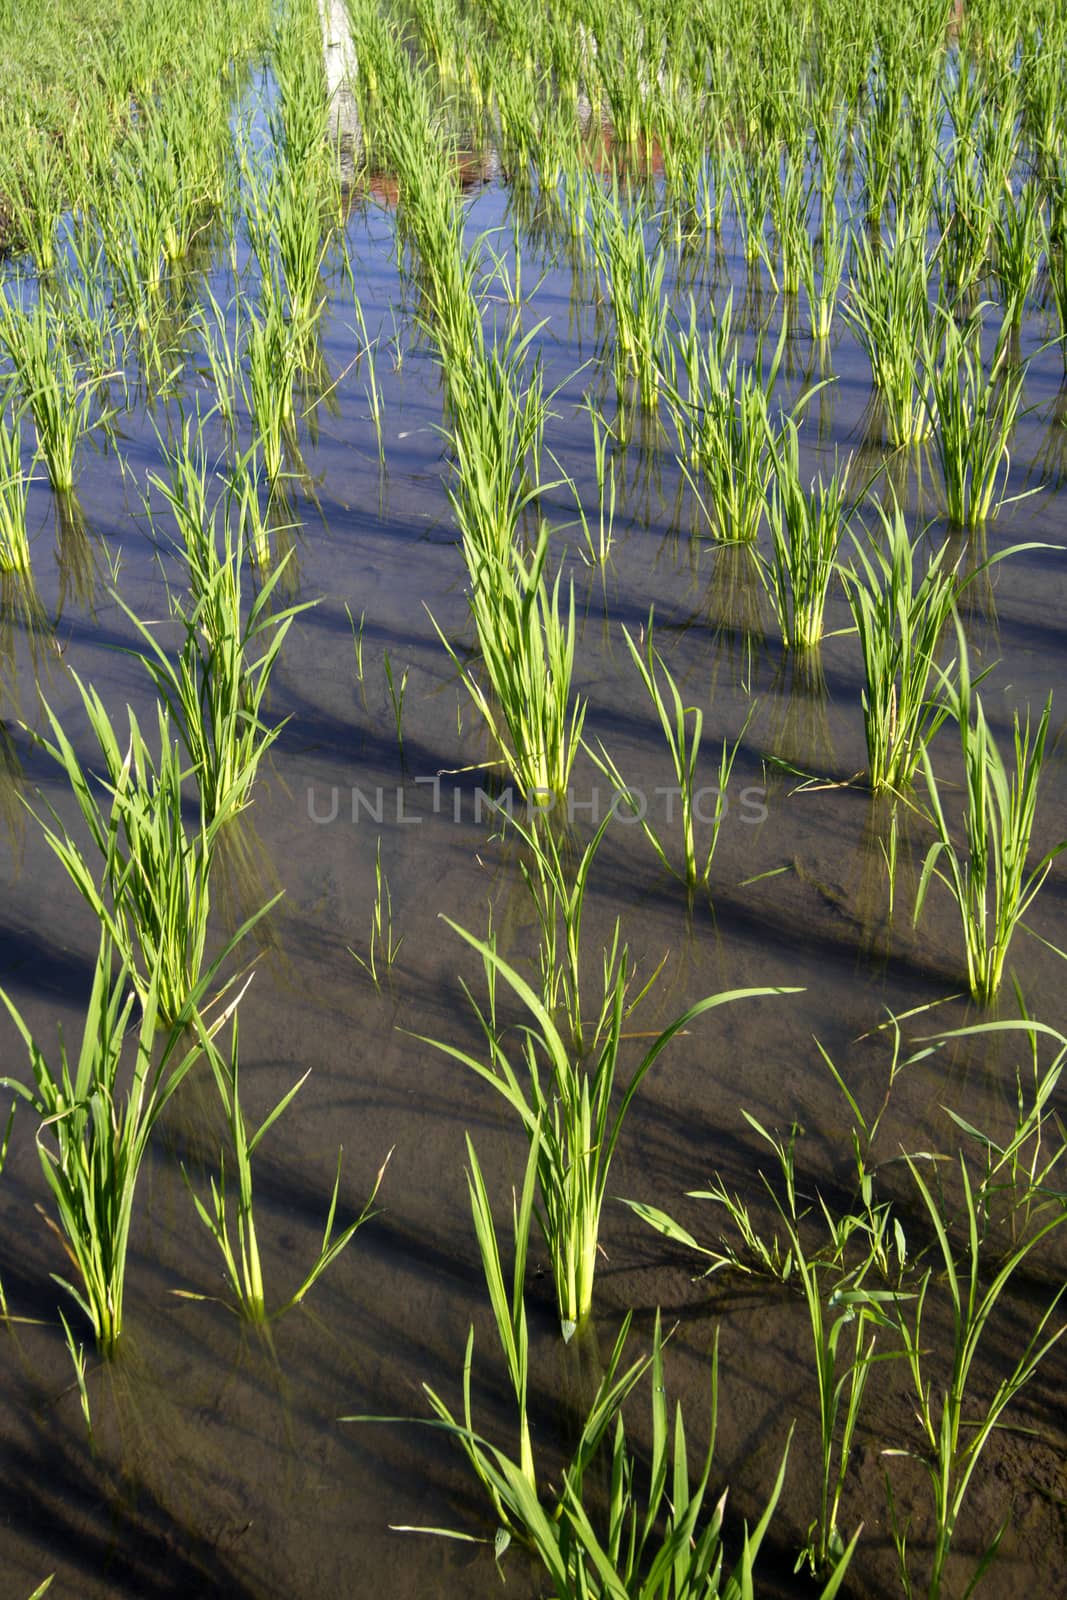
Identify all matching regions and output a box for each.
[3,0,1067,1594]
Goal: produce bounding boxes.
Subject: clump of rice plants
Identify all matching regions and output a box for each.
[589,180,669,408]
[442,315,556,568]
[0,411,32,576]
[887,1148,1067,1599]
[433,522,585,806]
[916,630,1065,1004]
[129,462,312,825]
[664,295,785,544]
[841,504,962,793]
[0,935,206,1355]
[801,124,849,341]
[0,290,107,497]
[844,220,934,446]
[242,277,304,485]
[626,1113,897,1579]
[924,309,1025,529]
[352,1154,857,1597]
[428,916,792,1335]
[758,420,853,652]
[992,181,1044,327]
[30,682,219,1028]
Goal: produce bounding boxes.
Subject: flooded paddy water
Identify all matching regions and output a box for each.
[2,2,1067,1595]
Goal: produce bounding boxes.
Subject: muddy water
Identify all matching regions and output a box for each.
[2,112,1067,1600]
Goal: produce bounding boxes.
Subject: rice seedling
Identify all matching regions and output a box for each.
[1045,223,1067,371]
[59,1309,94,1449]
[122,499,311,826]
[0,934,208,1355]
[357,322,387,468]
[857,70,903,229]
[724,143,775,269]
[570,406,617,567]
[462,1131,539,1494]
[191,288,242,439]
[235,134,277,286]
[663,295,786,544]
[242,279,303,485]
[345,602,366,685]
[626,1109,901,1579]
[844,221,935,447]
[741,1119,902,1578]
[354,1159,856,1596]
[96,204,171,379]
[758,420,853,652]
[354,1292,650,1560]
[432,522,585,805]
[53,238,120,388]
[590,615,753,890]
[624,1174,796,1284]
[801,186,849,343]
[914,1013,1067,1247]
[428,916,792,1334]
[923,310,1025,529]
[29,680,223,1027]
[382,650,408,759]
[916,629,1065,1005]
[841,503,964,793]
[935,144,992,304]
[224,446,280,575]
[106,103,210,296]
[178,1006,389,1322]
[589,182,669,407]
[349,836,403,989]
[273,147,331,346]
[442,314,557,567]
[0,291,106,496]
[548,1319,858,1599]
[768,143,811,297]
[992,182,1045,327]
[0,412,32,577]
[0,131,65,276]
[508,808,635,1057]
[885,1153,1067,1600]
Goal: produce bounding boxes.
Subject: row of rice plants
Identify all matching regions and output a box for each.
[0,0,383,1384]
